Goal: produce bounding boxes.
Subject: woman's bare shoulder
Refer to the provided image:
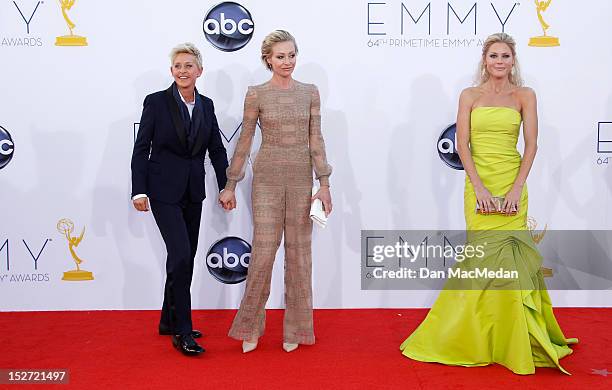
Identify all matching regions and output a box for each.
[515,86,536,107]
[459,86,481,106]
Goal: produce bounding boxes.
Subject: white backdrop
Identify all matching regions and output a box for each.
[1,0,611,311]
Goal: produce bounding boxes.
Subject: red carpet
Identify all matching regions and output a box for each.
[0,308,610,389]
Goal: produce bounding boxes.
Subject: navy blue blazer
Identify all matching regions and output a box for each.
[131,85,228,203]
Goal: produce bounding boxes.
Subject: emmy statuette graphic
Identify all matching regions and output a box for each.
[55,0,88,46]
[57,218,94,281]
[529,0,560,47]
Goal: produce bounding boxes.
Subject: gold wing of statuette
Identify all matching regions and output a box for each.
[73,227,85,246]
[531,224,548,244]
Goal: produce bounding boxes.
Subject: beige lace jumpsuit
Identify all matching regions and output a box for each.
[226,81,332,344]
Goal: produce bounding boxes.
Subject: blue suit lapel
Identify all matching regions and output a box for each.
[164,85,188,150]
[190,94,209,157]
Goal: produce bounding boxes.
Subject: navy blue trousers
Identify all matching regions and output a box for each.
[151,194,202,335]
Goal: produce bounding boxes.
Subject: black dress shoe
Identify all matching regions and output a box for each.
[159,328,203,338]
[171,334,205,355]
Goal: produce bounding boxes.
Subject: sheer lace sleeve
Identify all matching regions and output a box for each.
[225,86,258,191]
[309,85,332,186]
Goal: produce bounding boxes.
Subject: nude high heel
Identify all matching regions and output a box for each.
[242,340,258,353]
[282,342,298,352]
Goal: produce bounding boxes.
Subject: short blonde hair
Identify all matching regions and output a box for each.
[261,30,298,71]
[476,33,523,86]
[169,42,203,69]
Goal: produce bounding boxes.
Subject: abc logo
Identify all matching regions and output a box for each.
[437,123,463,170]
[206,236,251,284]
[0,126,14,170]
[203,2,254,52]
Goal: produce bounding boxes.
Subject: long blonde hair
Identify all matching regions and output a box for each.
[476,33,523,86]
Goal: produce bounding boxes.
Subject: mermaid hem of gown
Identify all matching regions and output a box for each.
[399,282,577,375]
[399,288,577,375]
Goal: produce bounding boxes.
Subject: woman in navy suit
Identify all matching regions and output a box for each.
[131,42,228,356]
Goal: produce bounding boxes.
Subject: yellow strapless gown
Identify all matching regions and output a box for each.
[400,107,578,375]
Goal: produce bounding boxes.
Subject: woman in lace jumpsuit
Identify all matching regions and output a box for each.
[220,30,332,352]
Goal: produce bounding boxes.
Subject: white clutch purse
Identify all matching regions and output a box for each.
[310,186,327,228]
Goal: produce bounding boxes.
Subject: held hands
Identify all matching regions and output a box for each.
[133,197,150,212]
[312,186,332,217]
[219,189,237,211]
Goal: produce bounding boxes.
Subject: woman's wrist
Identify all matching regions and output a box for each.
[473,182,485,191]
[224,180,238,192]
[318,176,330,188]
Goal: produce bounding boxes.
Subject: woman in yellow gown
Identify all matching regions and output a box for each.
[399,33,577,375]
